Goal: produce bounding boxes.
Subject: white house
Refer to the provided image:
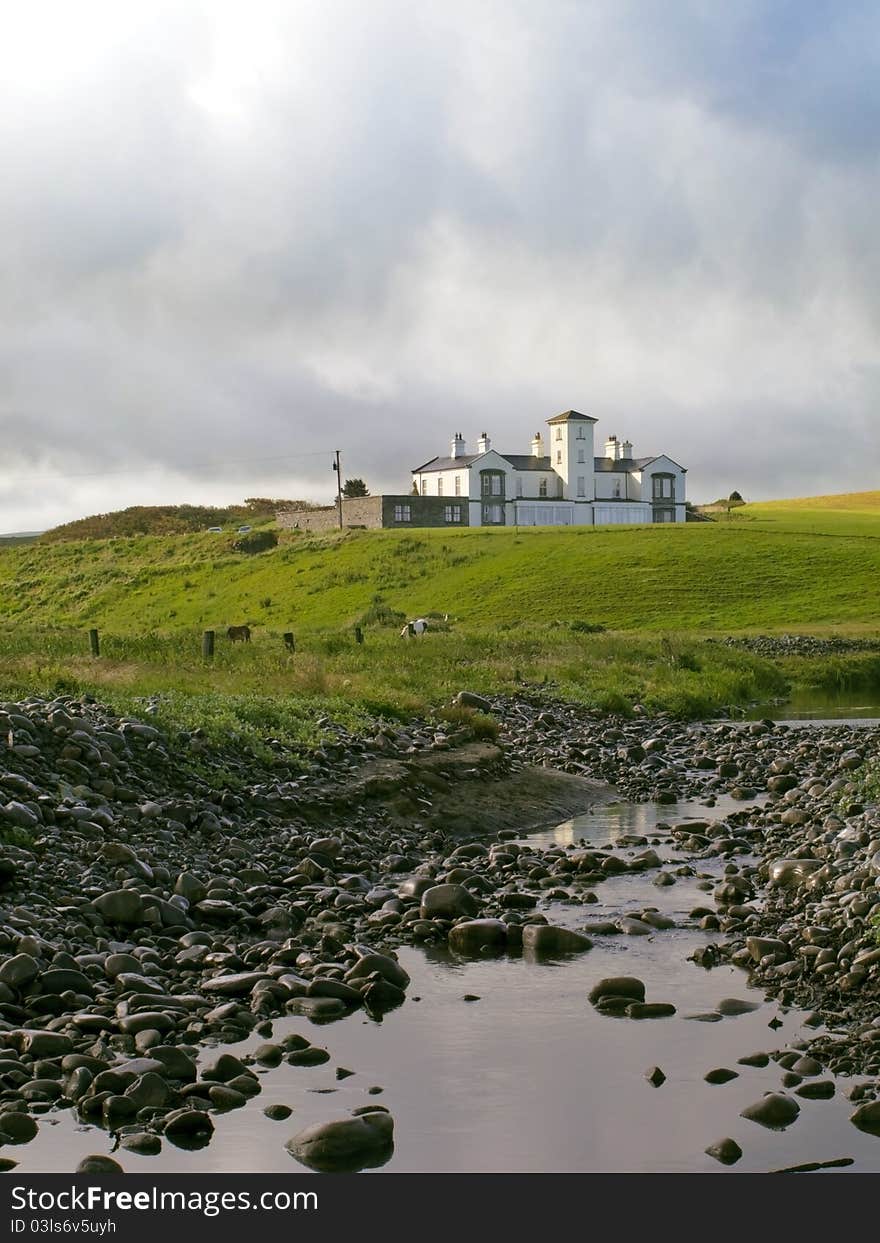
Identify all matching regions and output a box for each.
[411,411,687,527]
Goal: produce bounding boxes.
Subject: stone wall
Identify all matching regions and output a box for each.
[277,497,384,532]
[277,495,470,531]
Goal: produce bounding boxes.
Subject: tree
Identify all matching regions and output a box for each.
[710,491,746,520]
[342,478,369,498]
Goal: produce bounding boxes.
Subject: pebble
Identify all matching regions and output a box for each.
[705,1137,742,1166]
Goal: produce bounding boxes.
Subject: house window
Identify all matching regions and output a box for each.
[539,477,547,497]
[437,477,443,496]
[482,503,503,524]
[481,471,503,496]
[576,427,585,439]
[577,476,586,497]
[445,504,461,523]
[516,476,523,497]
[556,450,562,465]
[652,474,674,501]
[394,504,411,522]
[421,479,427,495]
[577,448,585,463]
[454,475,461,496]
[555,427,562,441]
[613,479,621,498]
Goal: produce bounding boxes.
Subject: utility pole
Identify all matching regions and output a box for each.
[332,450,343,529]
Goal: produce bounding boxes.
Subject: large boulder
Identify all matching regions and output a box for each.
[588,977,646,1005]
[345,951,410,990]
[767,859,822,889]
[850,1101,880,1135]
[0,953,41,988]
[93,889,145,925]
[740,1093,800,1129]
[521,925,591,954]
[162,1109,214,1149]
[286,1109,394,1172]
[201,972,269,996]
[33,968,94,996]
[174,872,208,904]
[419,884,478,920]
[76,1155,123,1174]
[453,691,493,713]
[448,919,509,955]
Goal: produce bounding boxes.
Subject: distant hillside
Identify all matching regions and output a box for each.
[730,491,880,537]
[0,532,40,546]
[39,499,320,543]
[745,490,880,512]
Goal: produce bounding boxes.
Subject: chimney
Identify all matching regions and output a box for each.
[450,432,466,459]
[530,431,544,458]
[621,439,633,459]
[604,435,619,460]
[477,432,491,453]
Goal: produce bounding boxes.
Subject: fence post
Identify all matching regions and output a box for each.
[354,626,364,645]
[202,630,215,660]
[88,628,100,657]
[283,632,296,652]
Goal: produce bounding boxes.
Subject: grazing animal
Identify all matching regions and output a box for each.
[400,618,429,638]
[227,624,251,643]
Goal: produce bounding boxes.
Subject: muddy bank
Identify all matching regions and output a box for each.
[364,743,616,836]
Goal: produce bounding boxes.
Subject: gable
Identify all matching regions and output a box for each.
[639,454,687,473]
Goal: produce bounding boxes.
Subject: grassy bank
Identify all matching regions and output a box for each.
[0,622,825,744]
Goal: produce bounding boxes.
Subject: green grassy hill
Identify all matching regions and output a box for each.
[0,494,877,729]
[1,509,879,635]
[726,490,880,537]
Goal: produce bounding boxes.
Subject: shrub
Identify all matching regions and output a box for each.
[232,530,278,555]
[569,620,606,634]
[437,704,500,740]
[358,595,406,628]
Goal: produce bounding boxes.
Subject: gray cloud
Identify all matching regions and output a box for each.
[1,0,879,531]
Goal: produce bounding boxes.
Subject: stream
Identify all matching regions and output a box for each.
[12,786,880,1174]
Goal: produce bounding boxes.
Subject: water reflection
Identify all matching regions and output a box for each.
[743,686,880,723]
[530,794,762,850]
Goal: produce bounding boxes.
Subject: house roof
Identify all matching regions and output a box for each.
[594,456,656,474]
[545,409,598,424]
[411,455,480,472]
[413,453,555,474]
[498,455,552,471]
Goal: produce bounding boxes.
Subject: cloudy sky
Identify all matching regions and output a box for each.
[1,0,878,530]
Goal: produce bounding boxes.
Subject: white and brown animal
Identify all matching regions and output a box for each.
[400,618,430,638]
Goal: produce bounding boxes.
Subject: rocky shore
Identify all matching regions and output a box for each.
[0,690,878,1169]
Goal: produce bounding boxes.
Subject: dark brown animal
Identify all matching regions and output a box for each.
[227,625,251,643]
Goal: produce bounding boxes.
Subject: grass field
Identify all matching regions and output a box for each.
[0,492,877,736]
[723,490,880,538]
[2,502,880,635]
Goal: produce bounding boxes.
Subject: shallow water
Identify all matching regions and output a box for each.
[744,686,880,724]
[12,797,880,1175]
